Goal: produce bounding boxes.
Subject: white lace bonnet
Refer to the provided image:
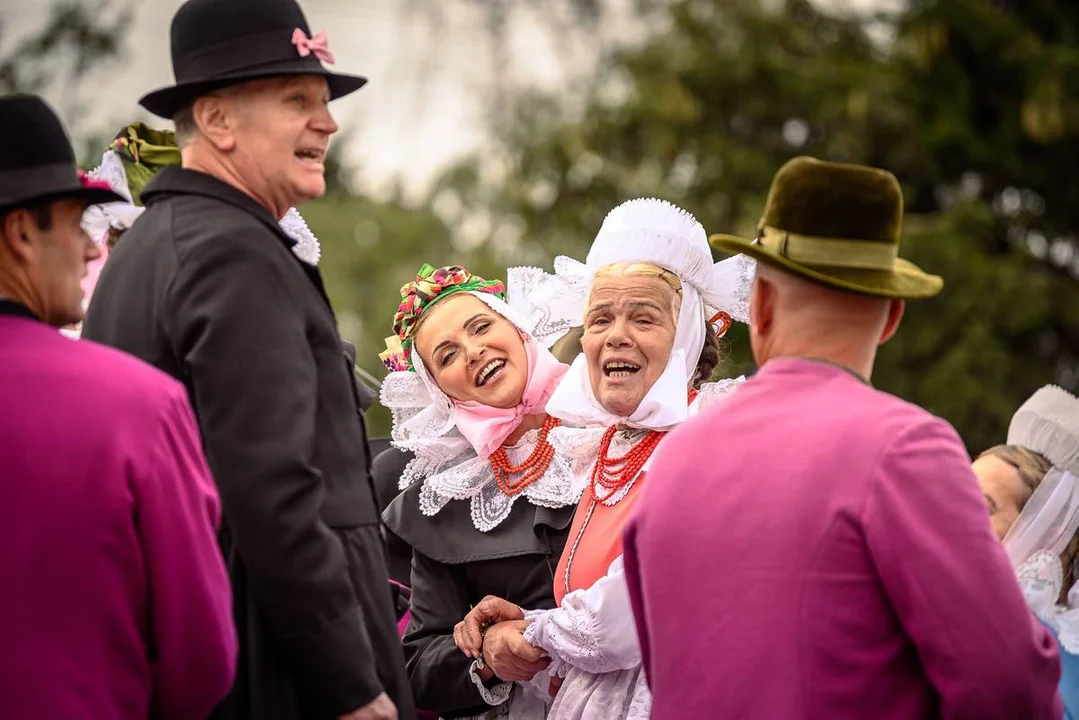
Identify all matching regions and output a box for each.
[539,198,755,430]
[1003,385,1079,650]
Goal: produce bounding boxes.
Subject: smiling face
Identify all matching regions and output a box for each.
[219,75,338,213]
[581,270,680,416]
[413,293,529,409]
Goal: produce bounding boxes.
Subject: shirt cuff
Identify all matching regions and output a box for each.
[469,659,513,706]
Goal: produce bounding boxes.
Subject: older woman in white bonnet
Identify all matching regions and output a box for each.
[453,198,753,719]
[973,385,1079,719]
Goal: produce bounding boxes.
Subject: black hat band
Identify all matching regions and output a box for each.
[174,29,324,84]
[0,163,77,200]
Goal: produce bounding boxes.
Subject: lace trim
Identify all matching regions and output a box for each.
[523,604,604,678]
[469,659,513,706]
[279,207,321,266]
[707,254,755,325]
[411,428,587,532]
[1016,549,1079,654]
[508,257,591,348]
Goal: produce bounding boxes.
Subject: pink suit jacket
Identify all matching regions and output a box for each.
[0,311,237,719]
[624,357,1062,720]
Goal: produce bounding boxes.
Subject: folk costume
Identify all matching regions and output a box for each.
[0,95,236,719]
[1006,386,1079,718]
[377,265,587,719]
[624,157,1062,719]
[80,2,413,719]
[511,199,753,720]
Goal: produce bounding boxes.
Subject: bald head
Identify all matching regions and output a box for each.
[748,262,904,380]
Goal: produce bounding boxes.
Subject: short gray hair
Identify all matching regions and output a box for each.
[172,101,197,148]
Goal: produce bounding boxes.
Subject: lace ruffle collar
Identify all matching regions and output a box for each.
[547,376,745,507]
[1017,549,1079,655]
[404,426,590,532]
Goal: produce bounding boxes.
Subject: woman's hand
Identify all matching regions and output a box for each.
[454,595,524,659]
[481,619,548,682]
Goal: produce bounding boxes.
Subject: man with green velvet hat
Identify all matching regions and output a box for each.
[624,157,1063,719]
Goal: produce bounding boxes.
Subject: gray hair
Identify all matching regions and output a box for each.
[172,85,245,148]
[172,101,197,148]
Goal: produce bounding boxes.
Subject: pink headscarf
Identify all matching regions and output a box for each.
[451,336,568,460]
[81,240,110,308]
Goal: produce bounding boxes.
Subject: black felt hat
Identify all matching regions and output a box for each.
[711,156,943,299]
[0,95,125,215]
[139,0,368,119]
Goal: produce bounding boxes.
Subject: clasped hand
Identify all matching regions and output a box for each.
[454,595,549,683]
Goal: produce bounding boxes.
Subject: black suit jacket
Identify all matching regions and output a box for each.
[83,167,413,720]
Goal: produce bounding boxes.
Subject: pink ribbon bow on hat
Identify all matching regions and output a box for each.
[291,28,336,65]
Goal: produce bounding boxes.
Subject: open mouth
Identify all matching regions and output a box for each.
[603,361,641,378]
[475,359,506,387]
[294,148,325,163]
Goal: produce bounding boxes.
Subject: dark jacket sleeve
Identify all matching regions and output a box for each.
[166,228,383,714]
[403,550,497,716]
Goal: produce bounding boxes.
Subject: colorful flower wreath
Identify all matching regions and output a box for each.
[379,263,506,372]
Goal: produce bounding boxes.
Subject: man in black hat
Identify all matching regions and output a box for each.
[82,1,413,719]
[0,94,237,718]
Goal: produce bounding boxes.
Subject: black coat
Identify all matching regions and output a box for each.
[82,167,414,720]
[377,447,574,718]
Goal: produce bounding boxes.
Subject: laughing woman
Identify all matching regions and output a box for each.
[377,265,589,719]
[455,199,754,719]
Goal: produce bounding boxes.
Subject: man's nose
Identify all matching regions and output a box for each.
[313,103,338,135]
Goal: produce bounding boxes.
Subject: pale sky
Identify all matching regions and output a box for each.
[5,0,898,200]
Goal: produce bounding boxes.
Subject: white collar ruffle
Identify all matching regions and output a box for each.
[545,376,746,507]
[1016,549,1079,654]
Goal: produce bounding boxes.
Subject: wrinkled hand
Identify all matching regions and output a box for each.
[337,692,397,720]
[481,619,548,682]
[454,595,524,659]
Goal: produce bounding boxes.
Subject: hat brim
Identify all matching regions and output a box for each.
[710,233,943,300]
[0,185,126,217]
[139,68,368,118]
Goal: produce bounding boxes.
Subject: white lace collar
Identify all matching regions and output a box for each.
[1016,549,1079,654]
[546,377,745,507]
[278,207,321,266]
[402,426,590,532]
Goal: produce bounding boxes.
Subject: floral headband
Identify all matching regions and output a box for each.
[379,263,506,372]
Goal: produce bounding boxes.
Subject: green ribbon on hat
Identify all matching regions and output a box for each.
[108,122,182,205]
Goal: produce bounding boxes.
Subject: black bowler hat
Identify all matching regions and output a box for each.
[139,0,367,119]
[0,95,125,216]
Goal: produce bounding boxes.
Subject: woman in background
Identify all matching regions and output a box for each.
[975,385,1079,718]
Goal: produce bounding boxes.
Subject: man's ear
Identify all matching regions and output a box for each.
[878,298,905,346]
[0,208,39,265]
[192,93,238,152]
[749,274,774,338]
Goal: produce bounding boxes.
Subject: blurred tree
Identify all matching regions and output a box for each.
[0,1,132,115]
[420,0,1079,452]
[306,141,505,435]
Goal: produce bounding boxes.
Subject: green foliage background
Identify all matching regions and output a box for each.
[11,0,1078,452]
[312,0,1079,452]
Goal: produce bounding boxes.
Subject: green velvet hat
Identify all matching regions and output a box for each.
[710,156,943,299]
